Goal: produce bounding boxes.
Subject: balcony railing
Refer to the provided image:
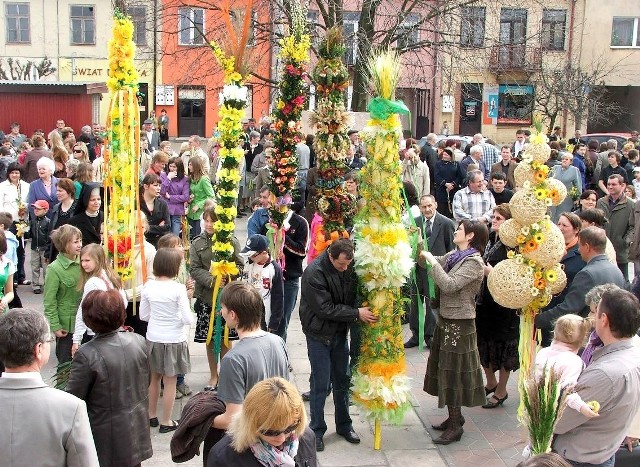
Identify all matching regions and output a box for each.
[488,44,542,73]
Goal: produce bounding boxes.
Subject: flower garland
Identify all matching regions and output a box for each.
[308,27,355,259]
[352,52,413,449]
[267,0,310,260]
[103,9,140,282]
[487,116,568,420]
[205,37,248,346]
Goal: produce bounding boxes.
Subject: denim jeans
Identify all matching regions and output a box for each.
[188,218,201,239]
[276,277,300,342]
[306,333,352,438]
[170,215,182,236]
[566,455,614,467]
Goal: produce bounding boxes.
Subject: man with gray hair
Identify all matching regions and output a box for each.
[0,308,99,466]
[420,133,438,193]
[451,169,495,223]
[460,144,487,179]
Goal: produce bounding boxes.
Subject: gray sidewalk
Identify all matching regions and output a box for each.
[33,214,527,466]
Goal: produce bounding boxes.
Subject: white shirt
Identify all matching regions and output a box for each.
[139,279,194,343]
[72,272,127,344]
[0,179,30,221]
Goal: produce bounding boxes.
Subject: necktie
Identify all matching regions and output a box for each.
[424,218,432,238]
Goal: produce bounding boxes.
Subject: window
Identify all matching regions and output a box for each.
[178,7,205,46]
[611,17,640,47]
[70,5,95,45]
[397,15,420,50]
[500,8,527,45]
[460,7,485,48]
[130,6,147,46]
[5,3,30,43]
[344,12,360,66]
[542,9,566,50]
[497,84,533,125]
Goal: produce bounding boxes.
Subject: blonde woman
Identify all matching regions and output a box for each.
[71,142,90,164]
[207,377,317,467]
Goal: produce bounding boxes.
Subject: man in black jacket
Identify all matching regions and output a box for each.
[299,239,378,452]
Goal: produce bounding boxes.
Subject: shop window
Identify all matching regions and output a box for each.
[497,84,533,125]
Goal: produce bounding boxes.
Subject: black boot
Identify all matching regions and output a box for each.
[431,414,466,431]
[433,406,463,444]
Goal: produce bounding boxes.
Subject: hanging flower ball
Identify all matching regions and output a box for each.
[488,258,537,309]
[510,189,549,226]
[546,178,568,207]
[499,218,523,248]
[521,222,565,268]
[545,264,568,295]
[523,143,551,164]
[514,163,537,189]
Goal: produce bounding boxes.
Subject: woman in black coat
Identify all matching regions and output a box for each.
[475,204,520,409]
[208,377,317,467]
[139,173,170,248]
[67,289,152,467]
[434,148,462,219]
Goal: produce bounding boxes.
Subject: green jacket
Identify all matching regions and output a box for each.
[189,232,243,306]
[43,254,82,332]
[187,176,215,221]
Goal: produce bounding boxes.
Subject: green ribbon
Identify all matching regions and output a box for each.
[367,97,409,121]
[213,292,223,359]
[402,187,426,351]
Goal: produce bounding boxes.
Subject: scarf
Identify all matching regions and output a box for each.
[580,330,603,366]
[564,236,579,255]
[249,434,299,467]
[444,247,478,272]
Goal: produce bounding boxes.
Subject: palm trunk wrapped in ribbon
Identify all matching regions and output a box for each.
[351,51,414,449]
[103,9,141,284]
[308,28,355,260]
[267,0,310,263]
[207,0,253,354]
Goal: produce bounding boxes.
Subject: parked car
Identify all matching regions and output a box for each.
[417,135,473,152]
[580,133,632,148]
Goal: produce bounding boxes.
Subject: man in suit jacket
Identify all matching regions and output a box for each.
[0,308,99,467]
[405,194,456,348]
[490,146,518,190]
[143,118,161,151]
[535,227,627,346]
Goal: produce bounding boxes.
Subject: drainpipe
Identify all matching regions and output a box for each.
[563,0,578,134]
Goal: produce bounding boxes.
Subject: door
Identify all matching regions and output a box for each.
[458,83,482,136]
[177,87,205,137]
[416,88,430,138]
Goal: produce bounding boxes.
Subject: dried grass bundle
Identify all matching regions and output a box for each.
[520,365,568,455]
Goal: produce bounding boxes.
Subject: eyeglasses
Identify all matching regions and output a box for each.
[73,149,83,153]
[260,420,300,437]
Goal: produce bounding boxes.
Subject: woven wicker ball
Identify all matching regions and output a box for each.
[509,189,548,226]
[547,264,568,295]
[498,218,523,248]
[523,222,565,268]
[524,143,551,163]
[488,259,536,309]
[514,163,536,189]
[546,178,569,207]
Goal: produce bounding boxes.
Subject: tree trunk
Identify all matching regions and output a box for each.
[351,0,376,112]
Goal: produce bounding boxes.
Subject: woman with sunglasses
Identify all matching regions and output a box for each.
[207,377,317,467]
[72,142,90,163]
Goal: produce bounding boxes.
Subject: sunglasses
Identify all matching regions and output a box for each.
[260,420,300,437]
[73,149,83,153]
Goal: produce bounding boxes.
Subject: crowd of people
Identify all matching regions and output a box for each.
[0,118,639,467]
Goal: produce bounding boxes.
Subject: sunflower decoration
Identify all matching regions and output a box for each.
[487,115,569,421]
